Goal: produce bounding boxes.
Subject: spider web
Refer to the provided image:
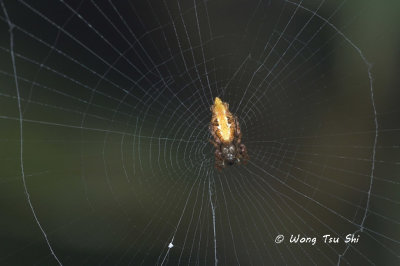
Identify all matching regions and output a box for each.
[0,0,399,265]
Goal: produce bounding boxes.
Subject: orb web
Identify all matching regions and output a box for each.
[0,0,399,265]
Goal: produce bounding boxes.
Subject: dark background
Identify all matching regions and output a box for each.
[0,0,399,265]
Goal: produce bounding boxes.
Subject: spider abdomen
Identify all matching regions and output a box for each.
[211,97,235,144]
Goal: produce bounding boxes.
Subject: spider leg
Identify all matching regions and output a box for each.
[209,124,222,145]
[239,143,249,163]
[227,115,234,124]
[215,150,224,171]
[209,139,219,149]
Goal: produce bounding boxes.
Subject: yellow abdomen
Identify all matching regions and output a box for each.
[212,97,234,143]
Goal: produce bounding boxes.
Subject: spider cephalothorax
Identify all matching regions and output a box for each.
[209,97,249,170]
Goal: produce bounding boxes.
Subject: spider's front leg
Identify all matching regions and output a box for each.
[209,123,221,149]
[214,149,225,171]
[239,143,249,163]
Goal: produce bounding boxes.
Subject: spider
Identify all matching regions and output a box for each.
[209,97,249,170]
